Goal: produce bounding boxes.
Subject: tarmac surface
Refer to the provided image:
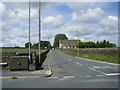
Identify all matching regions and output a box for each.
[1,50,120,88]
[1,53,52,79]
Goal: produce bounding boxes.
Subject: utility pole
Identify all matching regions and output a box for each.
[28,1,31,65]
[38,1,41,63]
[48,37,50,49]
[76,31,79,56]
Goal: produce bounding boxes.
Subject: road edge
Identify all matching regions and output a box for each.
[44,51,53,77]
[75,57,119,66]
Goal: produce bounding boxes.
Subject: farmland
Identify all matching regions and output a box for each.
[0,48,46,54]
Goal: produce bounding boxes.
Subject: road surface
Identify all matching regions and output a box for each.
[2,50,119,88]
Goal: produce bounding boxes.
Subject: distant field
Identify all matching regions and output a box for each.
[0,48,46,54]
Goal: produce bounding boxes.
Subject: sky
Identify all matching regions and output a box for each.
[0,1,118,47]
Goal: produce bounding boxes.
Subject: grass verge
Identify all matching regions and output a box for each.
[10,76,18,79]
[61,50,119,64]
[0,48,46,54]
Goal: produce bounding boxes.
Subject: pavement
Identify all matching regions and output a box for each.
[2,50,120,88]
[1,52,52,79]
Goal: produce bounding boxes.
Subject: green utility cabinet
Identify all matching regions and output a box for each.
[10,56,29,70]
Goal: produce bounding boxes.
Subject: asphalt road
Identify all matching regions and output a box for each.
[2,50,119,88]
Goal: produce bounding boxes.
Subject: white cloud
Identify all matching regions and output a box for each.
[1,2,118,47]
[99,16,118,31]
[72,8,106,23]
[60,23,96,36]
[42,15,64,28]
[66,2,94,11]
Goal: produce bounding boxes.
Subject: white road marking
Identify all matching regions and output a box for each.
[63,76,74,79]
[74,61,82,66]
[93,66,101,69]
[105,66,110,68]
[59,78,64,80]
[89,67,107,75]
[67,58,82,66]
[105,73,120,76]
[47,77,59,79]
[92,66,117,69]
[101,66,105,69]
[95,75,104,77]
[79,75,92,78]
[67,59,72,61]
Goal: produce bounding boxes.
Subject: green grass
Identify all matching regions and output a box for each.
[0,48,46,54]
[61,50,119,64]
[10,76,18,79]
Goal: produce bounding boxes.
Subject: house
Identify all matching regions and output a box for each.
[59,40,80,49]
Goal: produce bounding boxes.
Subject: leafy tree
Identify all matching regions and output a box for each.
[95,41,100,48]
[40,41,50,49]
[53,34,68,48]
[32,43,38,48]
[32,41,51,49]
[14,46,20,48]
[25,42,32,48]
[77,42,84,48]
[77,40,116,48]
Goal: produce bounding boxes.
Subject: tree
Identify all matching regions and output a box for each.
[77,40,116,48]
[25,42,32,48]
[40,41,50,49]
[53,34,68,48]
[32,41,51,49]
[77,42,85,48]
[96,41,100,48]
[32,43,38,48]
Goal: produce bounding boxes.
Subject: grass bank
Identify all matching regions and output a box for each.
[61,50,119,64]
[0,48,46,54]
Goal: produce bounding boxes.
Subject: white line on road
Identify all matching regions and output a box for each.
[74,61,82,66]
[67,58,83,66]
[63,76,75,79]
[105,73,120,76]
[47,77,59,79]
[89,67,107,75]
[67,59,72,61]
[95,75,104,77]
[79,75,92,78]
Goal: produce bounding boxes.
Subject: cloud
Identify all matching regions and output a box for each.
[72,8,106,23]
[1,2,118,47]
[99,16,118,31]
[42,15,64,28]
[66,2,94,11]
[60,23,94,36]
[1,2,40,47]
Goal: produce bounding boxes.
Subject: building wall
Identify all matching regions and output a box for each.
[59,40,80,49]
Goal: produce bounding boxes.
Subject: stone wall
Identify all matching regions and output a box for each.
[62,48,118,56]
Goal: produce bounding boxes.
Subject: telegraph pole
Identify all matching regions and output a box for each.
[29,1,31,64]
[38,1,41,63]
[76,31,79,56]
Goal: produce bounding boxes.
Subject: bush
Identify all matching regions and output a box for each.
[77,40,116,48]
